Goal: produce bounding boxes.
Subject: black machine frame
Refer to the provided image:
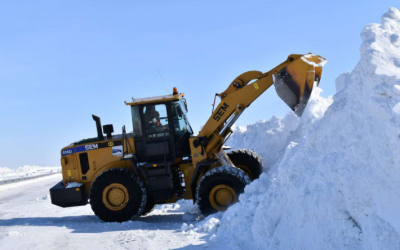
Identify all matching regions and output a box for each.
[121,100,193,202]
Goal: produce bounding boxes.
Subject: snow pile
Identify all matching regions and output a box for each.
[0,167,14,175]
[230,86,332,176]
[200,7,400,249]
[0,165,61,181]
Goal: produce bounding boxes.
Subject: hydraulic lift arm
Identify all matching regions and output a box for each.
[190,53,326,167]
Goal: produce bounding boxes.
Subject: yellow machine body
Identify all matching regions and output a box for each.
[51,53,326,218]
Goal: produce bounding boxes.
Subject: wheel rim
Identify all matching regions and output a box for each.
[235,164,253,180]
[102,183,129,211]
[209,185,237,211]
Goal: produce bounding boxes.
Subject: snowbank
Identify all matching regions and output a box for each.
[0,165,61,181]
[196,7,400,250]
[230,87,332,176]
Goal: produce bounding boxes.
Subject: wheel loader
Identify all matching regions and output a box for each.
[50,53,326,222]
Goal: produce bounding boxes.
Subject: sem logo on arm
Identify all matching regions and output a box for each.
[213,102,230,122]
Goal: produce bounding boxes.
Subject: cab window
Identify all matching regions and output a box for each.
[171,101,192,141]
[143,104,169,138]
[131,106,142,137]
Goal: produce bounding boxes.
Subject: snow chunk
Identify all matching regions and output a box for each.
[34,194,49,201]
[181,223,191,231]
[8,231,20,237]
[66,182,81,188]
[197,217,220,233]
[382,6,400,21]
[301,53,327,67]
[182,216,221,235]
[394,85,400,95]
[393,103,400,115]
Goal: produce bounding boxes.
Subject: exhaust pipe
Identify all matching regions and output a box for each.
[92,115,105,141]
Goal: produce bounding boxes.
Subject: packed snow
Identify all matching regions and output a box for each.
[229,86,332,177]
[0,175,209,250]
[0,165,61,181]
[185,7,400,250]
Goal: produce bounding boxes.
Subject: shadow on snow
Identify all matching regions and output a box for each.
[0,213,191,233]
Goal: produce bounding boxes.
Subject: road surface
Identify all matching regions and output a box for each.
[0,174,214,250]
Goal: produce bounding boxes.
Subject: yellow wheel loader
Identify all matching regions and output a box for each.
[50,54,326,222]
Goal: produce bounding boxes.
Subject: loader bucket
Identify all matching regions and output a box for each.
[274,54,326,116]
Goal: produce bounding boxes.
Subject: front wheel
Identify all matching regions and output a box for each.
[89,168,147,222]
[227,149,263,180]
[196,166,250,215]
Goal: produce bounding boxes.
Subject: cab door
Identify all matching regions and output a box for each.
[139,102,175,162]
[170,100,193,158]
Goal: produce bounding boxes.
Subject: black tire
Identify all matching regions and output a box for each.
[141,196,157,216]
[89,168,147,222]
[227,149,263,180]
[196,166,250,215]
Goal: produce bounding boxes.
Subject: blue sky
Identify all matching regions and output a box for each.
[0,0,398,168]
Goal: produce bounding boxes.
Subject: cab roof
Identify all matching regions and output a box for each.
[125,93,184,106]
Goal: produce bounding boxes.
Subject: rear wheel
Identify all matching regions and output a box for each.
[196,166,250,215]
[89,168,147,222]
[141,196,157,216]
[227,149,263,180]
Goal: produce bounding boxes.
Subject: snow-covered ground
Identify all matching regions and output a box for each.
[0,165,61,181]
[0,174,213,250]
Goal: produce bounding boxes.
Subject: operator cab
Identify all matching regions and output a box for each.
[126,88,193,163]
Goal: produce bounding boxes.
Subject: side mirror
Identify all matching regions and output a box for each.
[182,98,188,112]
